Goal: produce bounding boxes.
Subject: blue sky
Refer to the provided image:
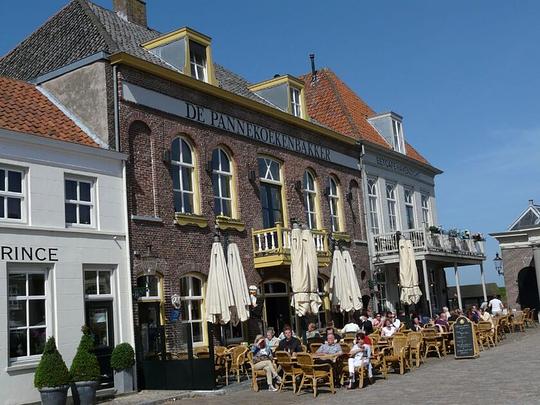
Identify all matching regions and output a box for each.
[2,1,538,287]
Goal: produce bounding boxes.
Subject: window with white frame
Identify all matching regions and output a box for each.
[392,120,405,154]
[65,177,94,226]
[180,275,204,344]
[328,177,341,232]
[212,148,233,217]
[290,87,302,117]
[386,183,398,232]
[0,167,24,221]
[189,41,207,82]
[367,178,380,234]
[84,270,112,296]
[8,270,47,361]
[171,137,195,214]
[303,171,317,229]
[404,188,416,230]
[421,193,431,227]
[137,275,162,301]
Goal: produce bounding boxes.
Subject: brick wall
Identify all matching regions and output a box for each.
[501,246,534,309]
[118,66,370,348]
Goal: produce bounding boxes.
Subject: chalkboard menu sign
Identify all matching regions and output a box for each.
[453,316,479,359]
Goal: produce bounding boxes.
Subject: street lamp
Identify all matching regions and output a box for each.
[373,254,384,274]
[493,252,503,276]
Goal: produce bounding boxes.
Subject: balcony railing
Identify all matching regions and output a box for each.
[373,228,485,259]
[252,223,331,268]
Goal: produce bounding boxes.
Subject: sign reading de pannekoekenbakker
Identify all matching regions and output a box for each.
[1,246,59,262]
[122,82,359,171]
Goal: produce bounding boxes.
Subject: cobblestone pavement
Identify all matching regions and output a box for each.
[175,327,540,405]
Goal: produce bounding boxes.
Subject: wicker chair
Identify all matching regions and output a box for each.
[296,353,335,398]
[310,343,323,353]
[524,308,537,328]
[382,336,409,375]
[229,345,249,384]
[407,332,423,368]
[477,321,495,350]
[340,356,368,388]
[246,351,268,392]
[513,312,526,332]
[275,351,303,392]
[422,329,443,359]
[339,342,351,354]
[370,349,387,379]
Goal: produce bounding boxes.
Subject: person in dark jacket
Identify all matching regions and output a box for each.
[277,326,302,353]
[359,313,374,335]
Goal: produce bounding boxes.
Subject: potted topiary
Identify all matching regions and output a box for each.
[110,343,136,394]
[34,336,71,405]
[70,326,101,405]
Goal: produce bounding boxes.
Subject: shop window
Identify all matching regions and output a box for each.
[328,176,341,232]
[303,170,318,229]
[8,270,47,361]
[84,270,112,296]
[212,148,233,217]
[65,177,94,226]
[171,137,196,214]
[367,177,379,234]
[0,166,25,221]
[180,275,204,344]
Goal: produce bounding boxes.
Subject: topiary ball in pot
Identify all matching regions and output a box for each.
[110,343,136,393]
[34,336,71,405]
[70,327,101,405]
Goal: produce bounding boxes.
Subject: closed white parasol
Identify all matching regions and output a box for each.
[342,249,363,311]
[226,243,251,325]
[205,240,235,324]
[399,238,423,305]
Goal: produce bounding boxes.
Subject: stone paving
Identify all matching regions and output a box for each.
[104,326,540,405]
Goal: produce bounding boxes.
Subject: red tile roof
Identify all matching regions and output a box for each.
[301,69,429,165]
[0,76,97,147]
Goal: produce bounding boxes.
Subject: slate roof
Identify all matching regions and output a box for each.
[0,76,97,147]
[0,0,430,165]
[301,69,430,165]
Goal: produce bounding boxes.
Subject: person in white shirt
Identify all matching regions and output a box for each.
[346,332,372,389]
[442,306,451,320]
[342,319,361,334]
[387,312,401,330]
[380,319,396,338]
[489,295,504,316]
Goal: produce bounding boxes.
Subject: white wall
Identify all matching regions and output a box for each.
[0,130,132,405]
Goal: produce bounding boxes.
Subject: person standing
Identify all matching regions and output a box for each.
[489,295,504,316]
[248,285,264,342]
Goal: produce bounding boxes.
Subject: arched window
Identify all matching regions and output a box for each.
[258,157,284,228]
[180,275,204,344]
[328,177,341,232]
[171,137,195,214]
[303,170,318,229]
[212,148,232,217]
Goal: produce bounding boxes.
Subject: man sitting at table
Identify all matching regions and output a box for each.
[316,333,343,355]
[387,311,401,330]
[277,326,302,353]
[325,326,342,342]
[434,312,449,332]
[342,317,360,335]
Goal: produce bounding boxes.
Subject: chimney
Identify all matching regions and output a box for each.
[309,53,317,83]
[113,0,147,26]
[529,199,534,206]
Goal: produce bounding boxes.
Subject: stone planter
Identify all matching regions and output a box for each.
[38,385,69,405]
[71,381,98,405]
[114,367,135,394]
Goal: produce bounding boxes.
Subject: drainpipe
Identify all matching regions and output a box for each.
[113,65,120,152]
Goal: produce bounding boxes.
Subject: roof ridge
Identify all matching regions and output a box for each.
[77,0,118,53]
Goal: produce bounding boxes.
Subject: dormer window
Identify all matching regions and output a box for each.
[392,119,404,153]
[249,75,307,119]
[290,87,302,117]
[143,27,215,84]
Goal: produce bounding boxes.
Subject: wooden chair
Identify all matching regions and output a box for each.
[296,353,335,398]
[340,357,368,388]
[246,351,267,392]
[370,349,387,379]
[214,346,228,385]
[300,344,308,353]
[343,337,355,345]
[407,332,423,368]
[422,329,443,359]
[229,346,249,384]
[307,337,324,352]
[525,308,537,328]
[477,321,495,350]
[275,351,303,392]
[310,343,322,353]
[382,336,409,375]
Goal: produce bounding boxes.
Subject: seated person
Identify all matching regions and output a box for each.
[480,308,494,326]
[359,312,374,335]
[278,324,297,340]
[325,327,342,342]
[372,313,382,328]
[265,328,280,350]
[342,318,360,335]
[251,335,280,392]
[387,311,401,330]
[411,316,423,332]
[316,333,343,355]
[434,312,449,332]
[380,319,396,339]
[277,326,302,353]
[346,332,372,389]
[305,322,321,339]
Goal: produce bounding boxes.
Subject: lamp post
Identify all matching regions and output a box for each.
[493,253,503,276]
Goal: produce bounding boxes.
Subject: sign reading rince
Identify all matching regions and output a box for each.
[1,246,59,262]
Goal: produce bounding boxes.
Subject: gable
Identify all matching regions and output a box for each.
[510,206,540,231]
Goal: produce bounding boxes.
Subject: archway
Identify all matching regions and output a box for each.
[517,267,540,312]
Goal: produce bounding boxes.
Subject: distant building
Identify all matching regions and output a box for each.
[491,199,540,313]
[447,283,500,309]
